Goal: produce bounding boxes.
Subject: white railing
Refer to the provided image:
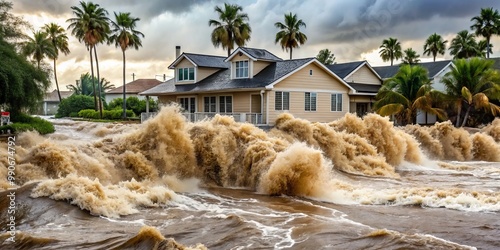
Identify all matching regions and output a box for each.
[141,112,263,125]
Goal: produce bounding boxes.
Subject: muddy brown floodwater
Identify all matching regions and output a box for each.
[1,106,499,249]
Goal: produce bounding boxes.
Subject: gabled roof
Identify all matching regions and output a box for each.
[326,61,365,79]
[373,60,453,79]
[44,90,73,102]
[141,58,351,95]
[225,47,282,62]
[106,79,162,94]
[168,53,229,69]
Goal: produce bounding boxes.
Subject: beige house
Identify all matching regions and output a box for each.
[141,47,385,125]
[327,61,382,116]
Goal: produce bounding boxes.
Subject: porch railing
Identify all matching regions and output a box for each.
[141,112,264,125]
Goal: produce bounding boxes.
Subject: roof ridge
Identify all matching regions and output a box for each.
[184,52,227,58]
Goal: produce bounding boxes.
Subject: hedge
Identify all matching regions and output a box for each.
[78,109,135,120]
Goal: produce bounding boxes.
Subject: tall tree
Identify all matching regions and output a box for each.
[275,12,307,60]
[67,1,109,113]
[43,23,70,102]
[373,65,445,125]
[0,0,29,42]
[470,7,500,58]
[109,12,144,119]
[449,30,480,59]
[441,58,500,127]
[22,30,56,69]
[1,39,50,114]
[402,48,421,65]
[477,39,494,57]
[67,73,112,98]
[209,3,251,57]
[423,33,447,62]
[316,48,335,65]
[379,37,402,66]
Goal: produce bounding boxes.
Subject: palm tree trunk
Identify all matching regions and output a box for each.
[53,58,62,102]
[433,53,436,62]
[486,37,490,59]
[94,45,103,119]
[390,57,393,66]
[89,47,97,111]
[289,46,292,60]
[455,101,462,127]
[461,105,472,127]
[122,50,127,119]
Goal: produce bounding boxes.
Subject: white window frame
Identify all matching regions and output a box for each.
[204,96,217,113]
[219,96,233,113]
[178,97,196,113]
[331,93,343,112]
[275,91,290,111]
[235,60,249,78]
[177,67,195,81]
[305,92,317,111]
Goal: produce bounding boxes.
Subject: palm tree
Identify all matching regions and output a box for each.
[379,37,402,66]
[402,48,421,65]
[373,65,445,125]
[275,12,307,60]
[316,48,335,65]
[100,78,115,92]
[209,3,251,57]
[43,23,70,102]
[470,7,500,58]
[477,39,494,57]
[22,30,56,69]
[441,58,500,127]
[423,33,447,62]
[67,1,109,113]
[449,30,480,59]
[109,12,144,119]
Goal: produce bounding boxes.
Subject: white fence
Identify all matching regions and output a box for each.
[141,112,263,125]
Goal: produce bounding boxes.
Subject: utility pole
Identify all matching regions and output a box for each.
[132,73,135,81]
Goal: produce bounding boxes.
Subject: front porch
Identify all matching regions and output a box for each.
[141,112,264,125]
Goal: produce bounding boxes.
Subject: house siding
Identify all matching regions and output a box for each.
[197,67,220,82]
[268,63,350,124]
[345,65,381,84]
[253,61,271,76]
[158,95,177,105]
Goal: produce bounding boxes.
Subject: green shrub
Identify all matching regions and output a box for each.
[56,95,95,118]
[69,112,79,117]
[0,115,54,135]
[107,97,158,116]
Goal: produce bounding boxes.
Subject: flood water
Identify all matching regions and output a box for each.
[1,106,499,249]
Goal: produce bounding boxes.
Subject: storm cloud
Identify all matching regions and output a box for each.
[10,0,500,90]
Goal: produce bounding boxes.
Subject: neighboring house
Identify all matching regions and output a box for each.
[141,47,365,125]
[105,78,162,104]
[327,61,382,116]
[38,89,73,115]
[373,60,453,124]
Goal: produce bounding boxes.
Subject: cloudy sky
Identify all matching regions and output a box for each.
[12,0,500,91]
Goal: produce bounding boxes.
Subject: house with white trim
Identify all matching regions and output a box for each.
[141,47,383,125]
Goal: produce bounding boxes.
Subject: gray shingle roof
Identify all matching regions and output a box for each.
[373,60,452,79]
[141,58,314,95]
[326,61,365,79]
[238,47,282,61]
[168,53,229,69]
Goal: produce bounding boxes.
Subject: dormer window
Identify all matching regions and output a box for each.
[178,67,194,81]
[235,60,249,78]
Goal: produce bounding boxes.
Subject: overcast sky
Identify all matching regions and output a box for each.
[12,0,500,91]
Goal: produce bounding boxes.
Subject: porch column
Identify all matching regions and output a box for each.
[146,95,150,113]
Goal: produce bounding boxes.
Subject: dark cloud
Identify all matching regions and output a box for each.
[13,0,206,19]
